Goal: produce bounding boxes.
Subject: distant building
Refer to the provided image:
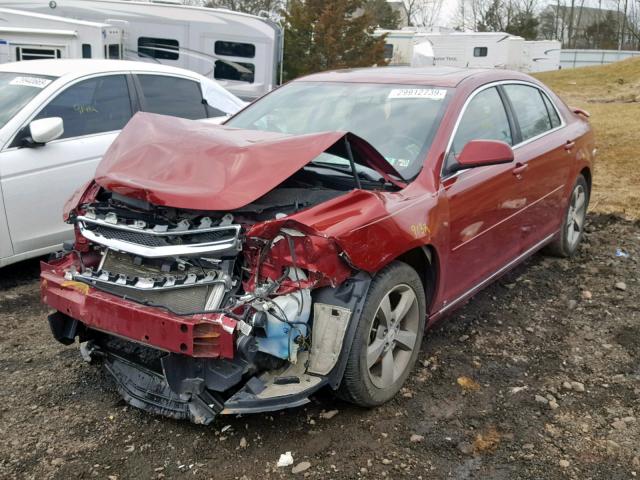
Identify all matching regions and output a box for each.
[539,4,633,49]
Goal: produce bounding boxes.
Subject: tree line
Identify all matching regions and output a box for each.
[456,0,640,49]
[196,0,640,79]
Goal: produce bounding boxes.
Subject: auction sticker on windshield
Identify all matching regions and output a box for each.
[10,76,52,89]
[388,88,446,100]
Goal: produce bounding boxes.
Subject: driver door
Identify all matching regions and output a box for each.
[440,86,525,307]
[0,74,134,254]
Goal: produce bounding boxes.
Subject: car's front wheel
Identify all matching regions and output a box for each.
[545,174,590,257]
[339,261,426,407]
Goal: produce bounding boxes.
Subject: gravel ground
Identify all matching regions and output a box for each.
[0,213,638,480]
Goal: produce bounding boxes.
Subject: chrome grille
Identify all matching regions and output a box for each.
[91,225,237,247]
[75,250,229,315]
[76,214,242,258]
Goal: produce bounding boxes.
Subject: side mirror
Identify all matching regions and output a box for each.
[453,140,514,171]
[26,117,64,146]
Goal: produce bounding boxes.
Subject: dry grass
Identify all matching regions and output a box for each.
[534,58,640,219]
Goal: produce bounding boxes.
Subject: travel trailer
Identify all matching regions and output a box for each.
[378,29,561,73]
[0,8,123,62]
[0,0,283,99]
[522,40,562,73]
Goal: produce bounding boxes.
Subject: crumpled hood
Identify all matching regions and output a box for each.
[95,112,403,211]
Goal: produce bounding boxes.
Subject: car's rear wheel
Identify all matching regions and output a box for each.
[545,174,589,257]
[339,261,426,407]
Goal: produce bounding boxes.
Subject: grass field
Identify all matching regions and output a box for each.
[534,58,640,219]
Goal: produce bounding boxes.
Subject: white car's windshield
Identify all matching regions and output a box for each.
[0,72,56,129]
[226,81,451,179]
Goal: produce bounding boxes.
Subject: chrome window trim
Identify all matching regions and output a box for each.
[441,80,566,180]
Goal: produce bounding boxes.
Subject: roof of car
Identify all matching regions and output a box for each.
[0,59,203,79]
[296,66,523,88]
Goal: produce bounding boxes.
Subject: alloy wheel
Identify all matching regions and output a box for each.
[566,183,587,249]
[366,284,420,389]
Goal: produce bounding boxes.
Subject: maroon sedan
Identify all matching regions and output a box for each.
[42,67,594,423]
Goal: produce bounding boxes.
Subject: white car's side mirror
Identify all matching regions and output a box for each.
[29,117,64,145]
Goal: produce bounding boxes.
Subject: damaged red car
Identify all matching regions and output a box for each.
[41,67,594,424]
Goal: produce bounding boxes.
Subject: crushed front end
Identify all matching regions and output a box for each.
[42,184,374,424]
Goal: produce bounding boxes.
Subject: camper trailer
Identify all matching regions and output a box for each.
[0,0,283,99]
[522,40,562,73]
[378,29,561,73]
[0,8,123,62]
[424,32,526,70]
[377,29,416,66]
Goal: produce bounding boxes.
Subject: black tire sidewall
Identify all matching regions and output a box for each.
[561,175,590,257]
[345,261,426,406]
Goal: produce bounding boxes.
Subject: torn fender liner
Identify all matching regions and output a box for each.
[104,351,223,425]
[94,112,403,211]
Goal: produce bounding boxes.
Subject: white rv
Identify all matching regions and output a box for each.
[0,0,283,99]
[424,32,527,70]
[376,29,416,66]
[522,40,562,73]
[0,8,123,62]
[379,29,561,73]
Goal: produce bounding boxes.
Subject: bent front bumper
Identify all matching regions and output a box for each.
[41,260,236,358]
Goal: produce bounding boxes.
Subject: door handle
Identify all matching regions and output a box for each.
[512,163,528,176]
[564,140,576,151]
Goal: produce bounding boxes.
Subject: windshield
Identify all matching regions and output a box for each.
[0,73,56,130]
[226,81,450,180]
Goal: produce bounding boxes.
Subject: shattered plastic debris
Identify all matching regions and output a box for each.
[457,376,481,392]
[277,452,294,467]
[615,248,629,258]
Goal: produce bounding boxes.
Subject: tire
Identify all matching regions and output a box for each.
[338,261,426,407]
[544,175,590,258]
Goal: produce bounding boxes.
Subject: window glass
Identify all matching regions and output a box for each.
[227,82,451,180]
[503,84,552,141]
[451,87,512,158]
[107,44,121,59]
[138,37,179,60]
[541,91,561,128]
[82,44,92,59]
[473,47,488,57]
[35,75,132,139]
[215,41,255,58]
[384,44,394,60]
[214,60,255,83]
[0,73,56,129]
[138,75,207,120]
[17,47,61,61]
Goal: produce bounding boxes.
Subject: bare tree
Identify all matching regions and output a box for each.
[405,0,445,28]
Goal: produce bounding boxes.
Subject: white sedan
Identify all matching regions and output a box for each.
[0,59,246,268]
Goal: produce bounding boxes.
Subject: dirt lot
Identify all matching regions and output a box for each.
[1,213,638,480]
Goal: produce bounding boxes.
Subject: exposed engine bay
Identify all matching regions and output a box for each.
[43,159,380,423]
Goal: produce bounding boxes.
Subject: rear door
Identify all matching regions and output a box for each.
[501,83,572,248]
[0,74,135,254]
[440,86,524,306]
